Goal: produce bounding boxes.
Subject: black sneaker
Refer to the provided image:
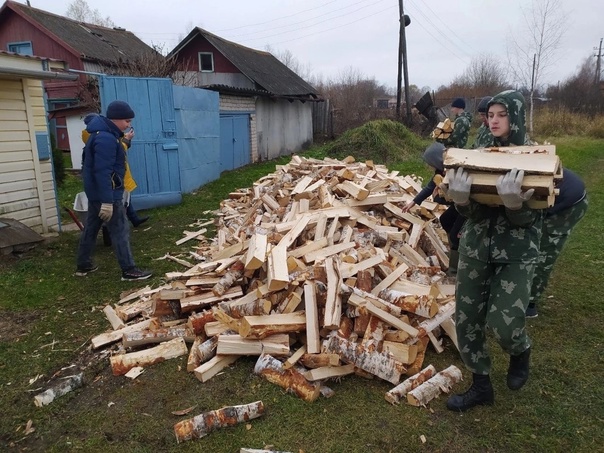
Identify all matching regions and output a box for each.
[121,267,153,281]
[526,303,538,318]
[75,265,99,277]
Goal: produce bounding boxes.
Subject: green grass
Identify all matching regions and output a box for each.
[0,126,602,452]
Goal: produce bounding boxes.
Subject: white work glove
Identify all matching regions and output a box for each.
[99,203,114,222]
[442,168,472,205]
[496,168,535,210]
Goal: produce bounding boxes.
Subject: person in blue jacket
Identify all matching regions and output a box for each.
[526,168,588,317]
[75,101,152,281]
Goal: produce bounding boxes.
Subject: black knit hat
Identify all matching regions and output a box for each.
[477,96,493,113]
[451,98,465,109]
[106,100,135,120]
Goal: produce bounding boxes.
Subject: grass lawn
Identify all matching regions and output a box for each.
[0,134,602,452]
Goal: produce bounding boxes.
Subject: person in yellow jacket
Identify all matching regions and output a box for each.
[81,113,149,228]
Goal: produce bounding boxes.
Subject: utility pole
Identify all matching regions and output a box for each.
[395,1,411,124]
[594,38,603,86]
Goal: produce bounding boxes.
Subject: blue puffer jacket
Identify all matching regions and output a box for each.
[82,115,126,204]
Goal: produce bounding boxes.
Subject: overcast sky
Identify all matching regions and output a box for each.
[23,0,604,91]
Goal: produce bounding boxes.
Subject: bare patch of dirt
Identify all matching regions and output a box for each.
[0,310,41,342]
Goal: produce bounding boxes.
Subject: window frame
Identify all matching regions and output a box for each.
[8,41,33,55]
[198,52,214,72]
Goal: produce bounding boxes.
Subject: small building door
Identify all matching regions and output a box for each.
[220,114,250,172]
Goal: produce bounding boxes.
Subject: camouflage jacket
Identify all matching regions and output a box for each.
[473,123,492,148]
[456,202,544,263]
[439,111,472,148]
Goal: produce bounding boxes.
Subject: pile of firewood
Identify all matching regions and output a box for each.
[91,155,463,416]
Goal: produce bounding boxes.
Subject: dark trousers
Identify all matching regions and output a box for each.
[77,201,135,272]
[439,205,465,250]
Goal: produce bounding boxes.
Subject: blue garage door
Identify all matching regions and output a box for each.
[220,114,250,172]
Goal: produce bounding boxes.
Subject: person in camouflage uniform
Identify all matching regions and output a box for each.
[439,97,472,148]
[443,90,544,412]
[473,96,493,148]
[527,168,588,317]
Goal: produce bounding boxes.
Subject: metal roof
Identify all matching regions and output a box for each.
[171,27,318,99]
[4,1,157,65]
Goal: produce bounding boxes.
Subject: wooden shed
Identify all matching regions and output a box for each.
[0,50,76,234]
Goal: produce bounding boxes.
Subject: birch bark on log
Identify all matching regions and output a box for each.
[187,310,215,336]
[254,354,321,402]
[378,289,439,318]
[406,365,463,406]
[212,260,245,296]
[385,365,437,404]
[197,336,219,364]
[34,373,84,407]
[325,334,406,384]
[174,400,265,443]
[110,337,188,376]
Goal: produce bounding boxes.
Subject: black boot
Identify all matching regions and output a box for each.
[446,373,494,412]
[507,347,531,390]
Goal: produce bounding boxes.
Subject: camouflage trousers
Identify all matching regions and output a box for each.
[455,256,535,375]
[530,196,588,304]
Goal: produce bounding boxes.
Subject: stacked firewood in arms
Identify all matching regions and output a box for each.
[443,145,561,208]
[92,155,463,412]
[430,118,453,141]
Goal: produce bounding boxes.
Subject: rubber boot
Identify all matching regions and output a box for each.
[507,347,531,390]
[447,249,459,277]
[446,373,494,412]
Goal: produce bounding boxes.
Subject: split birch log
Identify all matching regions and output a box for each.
[187,310,215,336]
[91,318,158,349]
[103,305,125,330]
[283,344,307,370]
[245,233,268,270]
[212,260,244,296]
[378,290,439,318]
[122,325,195,348]
[197,336,219,364]
[180,286,243,313]
[254,354,321,402]
[325,334,406,384]
[174,400,265,443]
[303,363,355,381]
[193,354,239,382]
[216,334,290,356]
[385,365,436,405]
[267,245,289,291]
[110,337,188,376]
[407,365,463,406]
[218,298,271,318]
[304,282,321,354]
[300,353,340,369]
[34,373,84,407]
[187,336,204,372]
[239,311,307,340]
[406,336,429,376]
[382,341,418,364]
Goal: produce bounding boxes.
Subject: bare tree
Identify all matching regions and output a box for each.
[265,46,313,82]
[66,0,115,27]
[507,0,566,132]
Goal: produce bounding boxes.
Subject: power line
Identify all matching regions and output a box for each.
[405,0,473,62]
[265,5,397,47]
[225,0,388,42]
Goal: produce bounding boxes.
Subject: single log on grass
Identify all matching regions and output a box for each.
[174,400,265,443]
[254,354,321,402]
[385,365,437,404]
[34,373,84,407]
[406,365,463,406]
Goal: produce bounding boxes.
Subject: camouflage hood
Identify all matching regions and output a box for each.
[487,90,526,146]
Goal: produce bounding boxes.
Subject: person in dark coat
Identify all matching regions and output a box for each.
[526,168,588,317]
[76,101,152,281]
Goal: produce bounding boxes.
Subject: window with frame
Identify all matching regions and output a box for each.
[8,41,33,55]
[198,52,214,72]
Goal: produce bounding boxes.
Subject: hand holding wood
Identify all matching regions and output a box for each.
[442,168,472,206]
[496,168,535,210]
